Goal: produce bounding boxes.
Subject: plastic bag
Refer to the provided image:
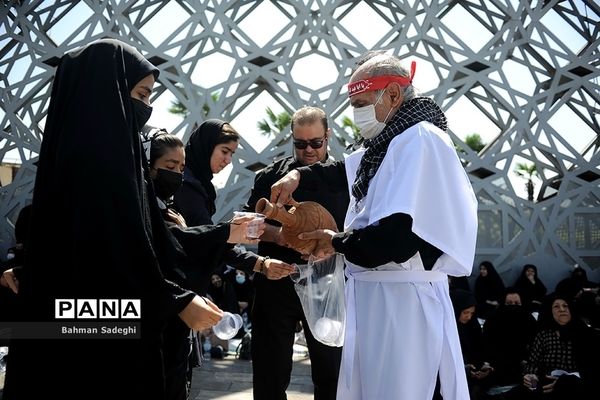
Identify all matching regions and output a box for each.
[291,254,345,347]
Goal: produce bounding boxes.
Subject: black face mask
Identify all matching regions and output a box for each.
[131,98,153,131]
[153,168,183,200]
[503,305,522,314]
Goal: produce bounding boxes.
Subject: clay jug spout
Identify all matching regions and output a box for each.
[255,197,297,226]
[255,197,273,217]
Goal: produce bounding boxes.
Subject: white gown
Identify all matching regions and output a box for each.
[336,122,478,400]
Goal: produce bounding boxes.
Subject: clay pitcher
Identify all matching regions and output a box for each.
[255,198,338,255]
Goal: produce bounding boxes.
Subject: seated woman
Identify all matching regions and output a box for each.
[450,289,493,400]
[514,264,547,313]
[511,293,599,399]
[474,261,506,320]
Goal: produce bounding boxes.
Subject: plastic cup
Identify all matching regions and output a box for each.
[528,374,538,391]
[233,211,265,239]
[212,312,243,340]
[289,263,310,284]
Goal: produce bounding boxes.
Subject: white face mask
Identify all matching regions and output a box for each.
[353,90,391,140]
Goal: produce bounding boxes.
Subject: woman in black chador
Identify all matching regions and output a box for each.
[3,39,221,400]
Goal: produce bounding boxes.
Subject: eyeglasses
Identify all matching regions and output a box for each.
[292,135,327,150]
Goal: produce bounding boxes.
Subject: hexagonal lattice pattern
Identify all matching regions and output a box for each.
[1,0,599,286]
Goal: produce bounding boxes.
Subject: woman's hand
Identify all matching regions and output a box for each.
[523,373,539,391]
[259,258,295,280]
[541,375,557,394]
[228,215,265,244]
[0,268,19,294]
[179,295,223,331]
[166,208,187,228]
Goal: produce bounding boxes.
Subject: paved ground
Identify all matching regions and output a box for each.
[0,346,314,400]
[190,356,313,400]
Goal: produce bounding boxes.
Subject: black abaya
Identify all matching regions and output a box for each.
[3,39,194,400]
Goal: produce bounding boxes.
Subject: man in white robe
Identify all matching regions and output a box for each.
[269,52,478,400]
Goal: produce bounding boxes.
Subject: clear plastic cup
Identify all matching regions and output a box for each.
[530,375,538,391]
[233,211,265,239]
[212,312,243,340]
[289,263,310,284]
[289,264,302,283]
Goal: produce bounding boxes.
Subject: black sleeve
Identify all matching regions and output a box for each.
[223,247,260,274]
[173,183,214,226]
[244,166,273,213]
[297,160,347,191]
[11,265,23,280]
[331,212,443,269]
[161,279,197,315]
[169,223,232,264]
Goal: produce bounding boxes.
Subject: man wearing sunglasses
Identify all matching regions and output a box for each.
[244,106,348,400]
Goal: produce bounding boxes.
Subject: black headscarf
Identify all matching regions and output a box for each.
[22,38,168,303]
[13,204,32,246]
[537,293,581,340]
[474,260,506,305]
[534,293,600,393]
[184,119,225,215]
[449,289,483,366]
[450,289,477,320]
[4,39,192,400]
[514,263,547,308]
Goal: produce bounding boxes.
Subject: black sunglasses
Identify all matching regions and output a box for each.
[293,135,327,150]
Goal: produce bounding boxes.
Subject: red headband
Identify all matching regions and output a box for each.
[348,60,416,97]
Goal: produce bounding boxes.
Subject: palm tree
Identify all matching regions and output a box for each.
[167,89,220,117]
[168,99,188,116]
[257,107,291,136]
[514,162,538,201]
[455,133,487,157]
[464,133,486,152]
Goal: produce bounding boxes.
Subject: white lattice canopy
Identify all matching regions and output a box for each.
[1,0,599,286]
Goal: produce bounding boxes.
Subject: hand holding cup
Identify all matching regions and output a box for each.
[230,211,265,243]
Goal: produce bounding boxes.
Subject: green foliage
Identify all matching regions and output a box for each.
[455,133,487,156]
[167,89,220,118]
[257,107,291,136]
[464,133,486,152]
[513,162,537,179]
[514,162,538,201]
[168,100,188,116]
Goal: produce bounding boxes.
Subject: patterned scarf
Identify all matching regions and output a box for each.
[351,96,448,202]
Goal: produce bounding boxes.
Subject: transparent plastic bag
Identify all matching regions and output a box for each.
[291,254,345,347]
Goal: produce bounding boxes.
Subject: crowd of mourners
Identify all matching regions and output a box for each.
[444,261,600,400]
